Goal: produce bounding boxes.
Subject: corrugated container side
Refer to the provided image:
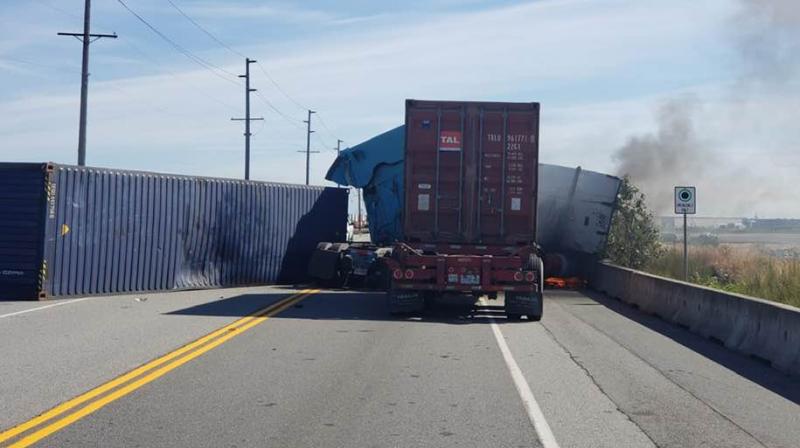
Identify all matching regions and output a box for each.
[0,163,348,299]
[0,164,48,299]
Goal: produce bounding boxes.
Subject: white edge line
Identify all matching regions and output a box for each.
[0,296,98,319]
[483,300,560,448]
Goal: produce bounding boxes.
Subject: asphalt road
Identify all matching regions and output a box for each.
[1,286,798,447]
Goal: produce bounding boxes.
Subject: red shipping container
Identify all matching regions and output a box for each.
[403,99,540,245]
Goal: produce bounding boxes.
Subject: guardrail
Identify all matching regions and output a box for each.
[589,262,800,377]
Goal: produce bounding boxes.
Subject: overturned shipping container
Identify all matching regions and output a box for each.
[0,163,348,300]
[326,125,620,276]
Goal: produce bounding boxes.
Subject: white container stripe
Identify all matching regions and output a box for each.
[485,302,560,448]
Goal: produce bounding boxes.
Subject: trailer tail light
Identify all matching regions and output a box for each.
[513,271,523,282]
[404,269,415,279]
[393,269,403,280]
[525,271,536,282]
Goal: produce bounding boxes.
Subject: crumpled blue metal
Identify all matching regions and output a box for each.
[325,125,621,257]
[326,126,405,245]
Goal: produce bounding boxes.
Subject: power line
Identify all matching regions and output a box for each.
[161,0,313,139]
[313,132,331,151]
[165,0,246,59]
[34,0,239,112]
[32,0,82,21]
[254,61,308,111]
[0,58,199,128]
[254,90,304,130]
[117,39,240,112]
[115,0,240,86]
[0,56,80,74]
[315,113,340,143]
[156,0,345,147]
[253,61,343,146]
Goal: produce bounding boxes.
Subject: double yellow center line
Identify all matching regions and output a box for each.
[0,289,319,448]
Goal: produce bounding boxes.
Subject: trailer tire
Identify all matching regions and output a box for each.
[505,291,543,322]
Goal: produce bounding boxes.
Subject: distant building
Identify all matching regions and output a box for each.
[744,219,800,232]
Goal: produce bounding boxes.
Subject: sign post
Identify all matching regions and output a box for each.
[674,186,696,281]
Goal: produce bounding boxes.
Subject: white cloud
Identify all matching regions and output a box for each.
[181,1,336,24]
[1,0,796,216]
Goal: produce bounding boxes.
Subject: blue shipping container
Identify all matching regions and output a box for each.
[0,163,348,300]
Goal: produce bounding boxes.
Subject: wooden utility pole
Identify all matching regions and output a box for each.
[231,58,263,180]
[299,110,319,185]
[58,0,117,166]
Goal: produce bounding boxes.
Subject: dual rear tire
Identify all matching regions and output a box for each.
[504,291,543,321]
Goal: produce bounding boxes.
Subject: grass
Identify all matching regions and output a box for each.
[645,245,800,309]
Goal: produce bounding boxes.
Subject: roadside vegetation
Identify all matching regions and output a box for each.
[603,176,664,269]
[604,177,800,308]
[646,246,800,308]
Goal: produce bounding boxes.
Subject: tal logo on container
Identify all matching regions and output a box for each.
[439,131,462,152]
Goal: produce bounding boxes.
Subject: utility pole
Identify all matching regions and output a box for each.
[231,58,263,180]
[299,110,319,185]
[357,188,363,230]
[58,0,117,166]
[335,139,343,187]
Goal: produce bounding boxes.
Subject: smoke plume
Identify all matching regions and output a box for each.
[613,98,709,213]
[735,0,800,85]
[613,0,800,217]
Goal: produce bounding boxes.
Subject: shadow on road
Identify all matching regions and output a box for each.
[552,289,800,406]
[163,287,308,317]
[166,289,527,325]
[165,286,800,403]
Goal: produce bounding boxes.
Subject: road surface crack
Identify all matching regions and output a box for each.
[553,300,770,448]
[539,320,660,448]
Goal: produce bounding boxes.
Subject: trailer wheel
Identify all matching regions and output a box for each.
[505,291,543,322]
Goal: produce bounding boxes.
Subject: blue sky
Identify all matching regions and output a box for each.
[0,0,797,216]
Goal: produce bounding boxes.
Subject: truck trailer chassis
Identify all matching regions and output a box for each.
[384,242,544,320]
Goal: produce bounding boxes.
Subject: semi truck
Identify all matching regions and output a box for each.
[383,99,544,319]
[311,103,622,315]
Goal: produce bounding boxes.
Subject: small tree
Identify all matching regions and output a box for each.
[603,176,664,269]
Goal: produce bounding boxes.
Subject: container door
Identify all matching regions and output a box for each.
[476,106,539,244]
[404,104,466,242]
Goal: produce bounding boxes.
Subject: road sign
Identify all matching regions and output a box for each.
[674,186,696,215]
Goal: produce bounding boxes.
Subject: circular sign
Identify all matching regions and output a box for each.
[679,189,692,201]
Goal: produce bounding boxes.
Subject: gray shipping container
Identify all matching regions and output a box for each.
[0,163,348,300]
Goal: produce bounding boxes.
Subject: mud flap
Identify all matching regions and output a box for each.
[505,292,543,321]
[388,289,424,314]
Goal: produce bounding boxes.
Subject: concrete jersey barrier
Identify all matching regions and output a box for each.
[589,262,800,377]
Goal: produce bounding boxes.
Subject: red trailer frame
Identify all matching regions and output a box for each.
[385,243,539,292]
[384,242,544,320]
